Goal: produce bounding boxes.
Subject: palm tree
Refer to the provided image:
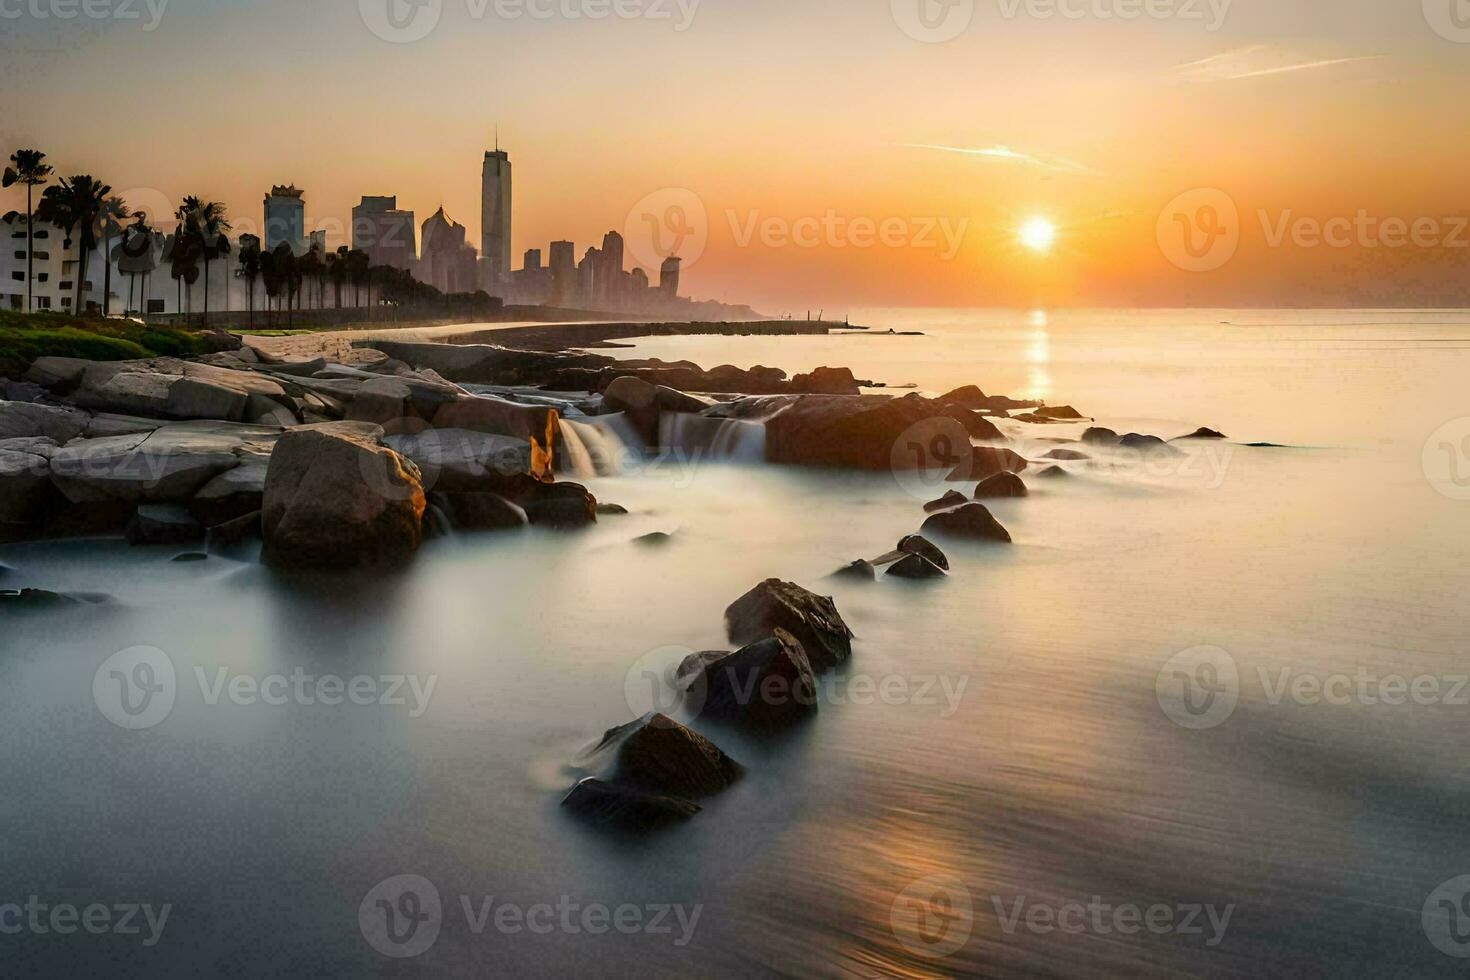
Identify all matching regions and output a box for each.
[3,149,53,313]
[237,234,262,330]
[298,242,325,312]
[98,195,131,316]
[164,229,200,324]
[259,244,283,328]
[176,197,231,327]
[36,175,112,315]
[346,248,370,308]
[329,247,348,309]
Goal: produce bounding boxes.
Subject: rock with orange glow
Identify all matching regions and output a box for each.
[946,446,1028,483]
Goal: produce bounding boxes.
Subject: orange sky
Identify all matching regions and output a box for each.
[5,0,1470,311]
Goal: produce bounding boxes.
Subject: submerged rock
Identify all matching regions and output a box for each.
[1119,433,1184,456]
[596,502,629,516]
[885,552,947,579]
[633,531,674,547]
[1041,449,1090,461]
[921,502,1012,543]
[896,533,950,571]
[1082,426,1121,446]
[678,629,818,729]
[206,509,261,553]
[1035,465,1071,480]
[1178,427,1228,440]
[973,472,1028,499]
[946,446,1028,482]
[830,559,876,581]
[261,427,425,570]
[726,579,853,672]
[126,504,206,546]
[561,778,701,830]
[586,713,743,797]
[924,490,969,513]
[523,482,598,529]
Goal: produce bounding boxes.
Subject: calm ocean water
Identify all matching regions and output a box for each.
[3,309,1469,977]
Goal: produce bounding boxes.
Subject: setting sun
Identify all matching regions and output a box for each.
[1019,216,1057,252]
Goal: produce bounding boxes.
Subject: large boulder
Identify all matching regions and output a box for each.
[261,427,426,569]
[164,378,248,422]
[383,428,549,492]
[725,579,853,672]
[942,405,1006,442]
[924,490,969,513]
[921,502,1012,543]
[522,481,597,529]
[1082,427,1120,446]
[602,376,710,446]
[48,421,279,505]
[790,366,860,394]
[947,445,1028,482]
[885,552,947,579]
[439,492,528,531]
[0,400,87,443]
[896,533,949,571]
[939,385,989,409]
[974,471,1028,499]
[582,713,742,798]
[71,367,174,417]
[434,394,560,445]
[678,629,818,729]
[1119,433,1184,457]
[764,395,970,471]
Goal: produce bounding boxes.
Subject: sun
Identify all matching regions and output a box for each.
[1019,216,1057,252]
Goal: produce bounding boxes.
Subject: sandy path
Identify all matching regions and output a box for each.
[240,320,569,363]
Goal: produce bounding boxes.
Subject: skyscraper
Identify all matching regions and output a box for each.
[659,256,682,297]
[351,195,417,271]
[481,147,512,289]
[598,230,624,306]
[263,185,306,253]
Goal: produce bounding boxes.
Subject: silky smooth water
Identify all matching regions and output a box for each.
[3,309,1469,977]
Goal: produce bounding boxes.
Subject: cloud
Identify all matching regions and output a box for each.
[1174,46,1383,83]
[898,143,1101,176]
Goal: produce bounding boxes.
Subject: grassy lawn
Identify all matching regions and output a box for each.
[0,311,210,379]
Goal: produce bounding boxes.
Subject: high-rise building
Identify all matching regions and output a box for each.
[481,147,512,288]
[420,207,478,294]
[351,196,417,270]
[659,256,682,297]
[598,230,624,306]
[577,247,599,306]
[549,240,576,306]
[523,248,542,271]
[263,185,306,253]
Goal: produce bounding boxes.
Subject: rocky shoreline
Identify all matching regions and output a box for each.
[0,323,1227,830]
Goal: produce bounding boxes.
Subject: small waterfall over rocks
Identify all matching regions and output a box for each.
[659,413,766,463]
[558,415,642,479]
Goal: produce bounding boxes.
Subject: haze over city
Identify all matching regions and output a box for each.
[6,0,1470,310]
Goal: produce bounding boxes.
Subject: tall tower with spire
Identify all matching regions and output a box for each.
[481,135,512,290]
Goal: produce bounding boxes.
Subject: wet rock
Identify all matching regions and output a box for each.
[946,446,1028,482]
[921,502,1012,543]
[790,366,860,395]
[974,472,1028,499]
[939,385,989,409]
[523,481,598,529]
[764,394,970,472]
[261,427,425,570]
[190,462,268,526]
[896,533,950,571]
[941,405,1006,442]
[586,713,742,797]
[1032,405,1086,420]
[634,531,674,547]
[441,492,528,531]
[383,428,548,492]
[885,552,947,579]
[1041,449,1090,461]
[561,778,701,830]
[924,490,969,513]
[602,376,710,445]
[126,504,206,546]
[679,629,818,729]
[434,395,559,444]
[830,559,876,581]
[0,400,87,442]
[596,502,629,516]
[1035,465,1071,479]
[1081,426,1119,446]
[1178,427,1227,440]
[1119,433,1183,456]
[726,579,853,672]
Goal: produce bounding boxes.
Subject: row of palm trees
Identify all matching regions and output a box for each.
[4,146,400,328]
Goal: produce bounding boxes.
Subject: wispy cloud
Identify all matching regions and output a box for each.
[898,143,1101,176]
[1175,45,1383,83]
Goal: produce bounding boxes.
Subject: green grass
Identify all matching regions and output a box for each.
[0,311,209,378]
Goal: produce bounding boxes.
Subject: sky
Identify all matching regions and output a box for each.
[4,0,1470,311]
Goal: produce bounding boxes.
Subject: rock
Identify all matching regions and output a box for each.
[602,376,710,445]
[126,504,206,546]
[84,413,163,438]
[0,400,88,442]
[896,533,949,571]
[189,462,269,526]
[1035,405,1086,420]
[790,366,859,394]
[383,428,548,492]
[206,509,261,552]
[261,427,425,570]
[1041,449,1090,461]
[946,446,1028,482]
[924,490,969,513]
[764,395,970,472]
[921,502,1012,543]
[1119,433,1183,456]
[23,356,92,390]
[71,368,175,417]
[164,378,249,422]
[523,481,597,529]
[940,385,989,409]
[1081,426,1120,446]
[596,502,629,516]
[1178,427,1227,440]
[560,778,701,830]
[0,436,59,457]
[725,579,853,672]
[885,552,947,579]
[441,492,528,531]
[433,395,559,445]
[0,588,114,607]
[246,394,298,427]
[633,531,674,547]
[172,553,208,563]
[583,713,742,798]
[941,405,1006,442]
[830,559,876,581]
[346,376,411,426]
[0,448,50,525]
[974,472,1028,499]
[679,629,818,729]
[1,380,46,402]
[48,421,278,505]
[1035,465,1070,479]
